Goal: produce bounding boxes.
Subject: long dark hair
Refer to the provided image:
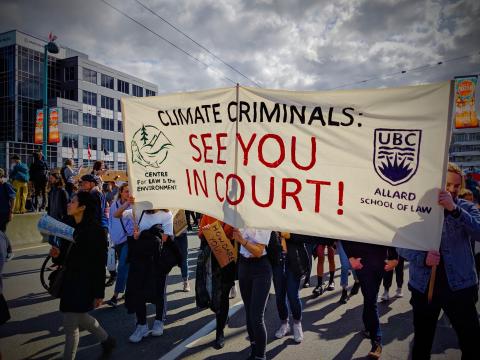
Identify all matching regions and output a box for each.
[74,191,98,226]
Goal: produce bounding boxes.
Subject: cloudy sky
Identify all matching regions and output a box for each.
[1,0,479,93]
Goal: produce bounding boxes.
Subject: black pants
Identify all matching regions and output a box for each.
[33,181,47,210]
[239,256,272,360]
[356,265,383,345]
[216,283,231,335]
[135,272,168,325]
[383,257,404,290]
[410,285,480,360]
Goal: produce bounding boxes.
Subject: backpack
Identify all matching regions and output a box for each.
[266,231,283,266]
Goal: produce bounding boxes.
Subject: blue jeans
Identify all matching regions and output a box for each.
[272,258,302,321]
[337,241,358,288]
[114,242,129,294]
[175,232,189,279]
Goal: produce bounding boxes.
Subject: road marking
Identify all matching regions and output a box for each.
[159,300,244,360]
[14,243,50,251]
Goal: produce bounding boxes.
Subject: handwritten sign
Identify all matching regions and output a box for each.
[203,221,237,268]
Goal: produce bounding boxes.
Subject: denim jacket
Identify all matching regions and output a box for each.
[398,199,480,293]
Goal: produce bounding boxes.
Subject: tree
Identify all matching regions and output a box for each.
[140,125,148,145]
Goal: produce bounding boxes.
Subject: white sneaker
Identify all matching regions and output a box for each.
[229,285,237,299]
[151,320,164,336]
[395,288,403,298]
[379,290,390,302]
[183,280,191,292]
[129,324,150,343]
[275,322,290,339]
[293,322,304,343]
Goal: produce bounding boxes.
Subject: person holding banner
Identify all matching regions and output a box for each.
[50,191,115,360]
[106,183,133,307]
[272,232,309,343]
[116,200,179,343]
[233,228,272,360]
[398,163,480,360]
[343,241,399,359]
[198,215,236,349]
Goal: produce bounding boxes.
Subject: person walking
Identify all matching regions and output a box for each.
[116,199,180,343]
[272,232,309,343]
[106,184,133,307]
[343,241,398,359]
[398,163,480,360]
[312,237,336,296]
[49,191,115,359]
[46,173,69,246]
[176,224,190,292]
[29,151,49,211]
[197,215,236,349]
[234,228,272,360]
[379,256,405,301]
[9,154,29,214]
[336,240,360,304]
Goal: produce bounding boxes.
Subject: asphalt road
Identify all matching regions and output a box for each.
[1,234,476,360]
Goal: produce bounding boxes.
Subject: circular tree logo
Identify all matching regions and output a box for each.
[131,124,173,168]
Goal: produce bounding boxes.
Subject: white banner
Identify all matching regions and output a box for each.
[122,82,453,251]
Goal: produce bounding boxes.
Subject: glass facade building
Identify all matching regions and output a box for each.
[0,30,157,171]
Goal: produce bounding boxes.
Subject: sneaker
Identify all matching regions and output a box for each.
[274,322,290,339]
[395,288,403,298]
[105,277,116,287]
[229,284,237,299]
[367,342,382,359]
[379,290,389,302]
[5,252,14,262]
[214,332,225,349]
[101,335,116,357]
[302,281,310,288]
[151,320,164,336]
[293,322,304,343]
[105,296,118,308]
[339,289,349,304]
[129,324,150,343]
[350,281,360,297]
[183,280,191,292]
[312,285,324,296]
[326,281,335,291]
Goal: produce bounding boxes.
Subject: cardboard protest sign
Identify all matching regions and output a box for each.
[122,82,453,251]
[173,209,188,237]
[202,221,237,268]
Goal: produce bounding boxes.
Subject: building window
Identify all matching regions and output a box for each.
[65,67,75,81]
[83,113,97,128]
[117,161,127,170]
[118,140,125,153]
[101,138,114,153]
[64,89,76,101]
[101,117,115,131]
[101,74,114,89]
[83,68,97,84]
[63,108,79,125]
[83,136,97,150]
[117,79,129,94]
[101,95,114,110]
[62,133,79,148]
[117,120,123,132]
[117,99,122,112]
[132,84,143,97]
[82,90,97,106]
[146,89,156,97]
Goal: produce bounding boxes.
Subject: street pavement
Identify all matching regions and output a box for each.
[1,234,477,360]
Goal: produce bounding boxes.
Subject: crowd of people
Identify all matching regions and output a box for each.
[0,154,480,360]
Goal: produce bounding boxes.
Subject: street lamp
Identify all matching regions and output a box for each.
[42,34,59,161]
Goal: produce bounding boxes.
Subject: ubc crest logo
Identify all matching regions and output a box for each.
[131,124,173,168]
[373,129,422,186]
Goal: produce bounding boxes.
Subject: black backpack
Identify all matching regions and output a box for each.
[266,231,283,266]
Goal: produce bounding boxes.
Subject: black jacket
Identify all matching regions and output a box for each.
[125,225,182,313]
[29,158,48,184]
[342,241,398,271]
[47,187,69,222]
[286,233,310,278]
[58,220,107,313]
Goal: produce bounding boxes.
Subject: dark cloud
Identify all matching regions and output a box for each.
[0,0,478,92]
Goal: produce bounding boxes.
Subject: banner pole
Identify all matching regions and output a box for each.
[233,83,240,227]
[428,80,456,304]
